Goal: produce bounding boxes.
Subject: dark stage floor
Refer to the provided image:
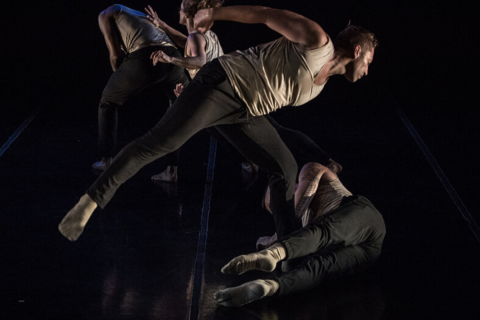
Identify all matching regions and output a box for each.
[2,0,480,319]
[1,90,480,319]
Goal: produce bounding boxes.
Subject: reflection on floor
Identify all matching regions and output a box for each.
[1,99,480,320]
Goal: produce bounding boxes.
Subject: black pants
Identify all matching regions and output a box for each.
[98,45,190,160]
[88,59,300,238]
[208,116,332,170]
[277,195,386,295]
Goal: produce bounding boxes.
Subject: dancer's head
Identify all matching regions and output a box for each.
[179,0,224,25]
[334,24,378,82]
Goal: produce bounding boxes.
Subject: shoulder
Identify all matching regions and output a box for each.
[300,162,338,182]
[295,33,331,52]
[187,32,207,45]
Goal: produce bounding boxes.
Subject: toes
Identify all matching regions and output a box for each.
[213,290,229,303]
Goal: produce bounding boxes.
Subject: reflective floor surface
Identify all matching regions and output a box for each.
[2,0,480,319]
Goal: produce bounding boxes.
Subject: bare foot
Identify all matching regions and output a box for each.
[58,194,97,241]
[151,166,178,182]
[214,279,279,307]
[92,157,113,171]
[221,243,286,275]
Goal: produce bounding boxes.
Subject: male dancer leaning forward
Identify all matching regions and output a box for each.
[59,5,378,242]
[214,162,386,307]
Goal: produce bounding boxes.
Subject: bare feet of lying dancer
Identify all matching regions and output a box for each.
[221,242,286,275]
[214,242,286,306]
[214,279,279,307]
[92,157,113,171]
[58,194,97,241]
[151,165,178,182]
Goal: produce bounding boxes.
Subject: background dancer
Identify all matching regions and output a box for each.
[93,4,189,170]
[59,4,377,243]
[145,0,224,182]
[214,162,386,307]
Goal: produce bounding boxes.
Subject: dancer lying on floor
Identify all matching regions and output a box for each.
[59,4,377,242]
[214,162,386,307]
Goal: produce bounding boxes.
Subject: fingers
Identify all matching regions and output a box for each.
[173,83,184,97]
[150,50,167,65]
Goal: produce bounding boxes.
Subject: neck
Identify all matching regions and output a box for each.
[186,18,195,34]
[324,49,352,78]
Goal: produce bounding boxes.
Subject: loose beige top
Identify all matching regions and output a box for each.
[218,36,334,116]
[300,179,352,227]
[113,5,175,54]
[185,30,224,79]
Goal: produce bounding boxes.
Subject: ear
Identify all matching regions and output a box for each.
[354,45,362,59]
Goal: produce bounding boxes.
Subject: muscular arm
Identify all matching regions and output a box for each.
[295,162,337,217]
[151,33,207,69]
[170,33,207,68]
[194,6,328,50]
[98,6,125,71]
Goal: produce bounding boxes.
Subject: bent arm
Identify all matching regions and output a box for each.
[145,5,187,48]
[153,33,207,69]
[295,162,337,216]
[169,33,207,69]
[195,6,327,49]
[98,6,125,71]
[161,25,188,48]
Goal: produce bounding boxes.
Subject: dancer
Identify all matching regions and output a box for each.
[214,162,386,307]
[59,5,378,242]
[145,0,224,182]
[93,4,189,170]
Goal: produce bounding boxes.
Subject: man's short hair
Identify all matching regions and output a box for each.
[334,23,379,53]
[182,0,224,19]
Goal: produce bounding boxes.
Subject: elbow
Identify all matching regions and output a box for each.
[191,56,207,69]
[302,162,325,175]
[99,5,120,21]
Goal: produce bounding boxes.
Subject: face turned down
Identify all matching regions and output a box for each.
[344,46,375,83]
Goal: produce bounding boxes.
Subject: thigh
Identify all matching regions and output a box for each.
[101,47,177,106]
[138,70,245,153]
[214,116,297,177]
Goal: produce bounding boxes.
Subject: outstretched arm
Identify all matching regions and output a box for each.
[145,5,188,48]
[194,6,328,50]
[151,32,207,69]
[98,6,125,71]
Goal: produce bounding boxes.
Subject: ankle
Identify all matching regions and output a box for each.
[166,166,177,174]
[266,242,287,262]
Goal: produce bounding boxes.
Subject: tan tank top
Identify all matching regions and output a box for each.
[218,36,334,116]
[185,31,224,79]
[300,179,352,227]
[113,5,175,54]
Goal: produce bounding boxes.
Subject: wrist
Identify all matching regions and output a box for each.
[210,7,220,21]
